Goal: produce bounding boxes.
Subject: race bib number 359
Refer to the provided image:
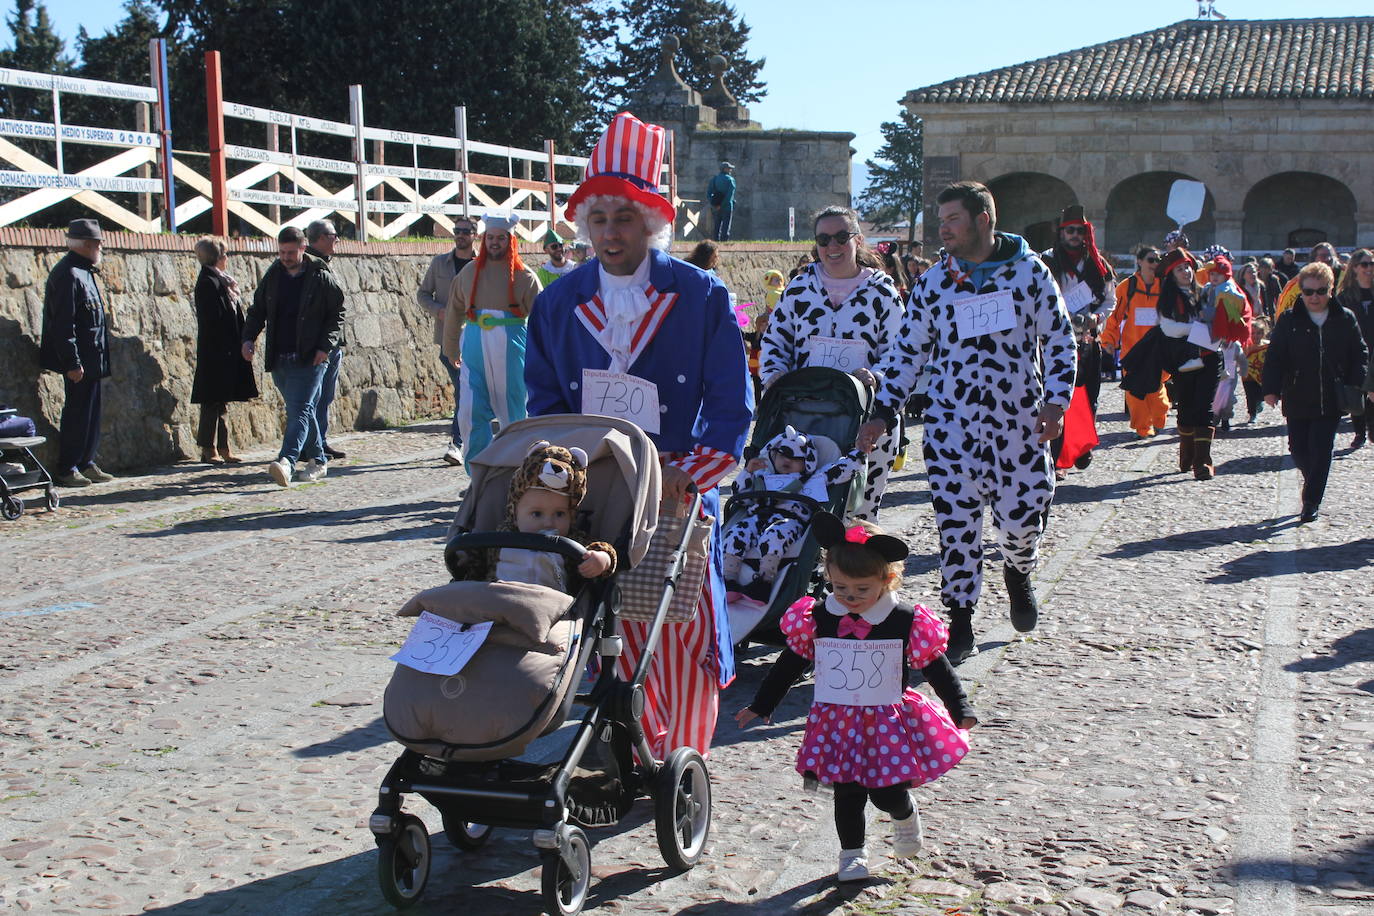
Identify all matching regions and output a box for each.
[581,369,661,434]
[391,613,492,676]
[812,637,903,706]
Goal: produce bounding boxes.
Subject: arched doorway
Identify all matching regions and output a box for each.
[1243,172,1355,251]
[985,173,1077,253]
[1105,172,1216,254]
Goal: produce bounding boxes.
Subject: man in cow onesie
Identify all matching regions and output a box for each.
[858,181,1077,664]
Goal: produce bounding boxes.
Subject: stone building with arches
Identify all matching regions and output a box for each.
[906,17,1374,255]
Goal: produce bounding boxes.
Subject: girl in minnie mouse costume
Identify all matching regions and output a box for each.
[736,513,976,882]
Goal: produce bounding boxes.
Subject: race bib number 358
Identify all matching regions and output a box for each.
[581,369,661,434]
[812,637,903,706]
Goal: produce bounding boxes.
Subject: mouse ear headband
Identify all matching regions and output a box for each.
[812,512,908,563]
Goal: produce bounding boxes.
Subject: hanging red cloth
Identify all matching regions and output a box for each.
[1055,385,1099,469]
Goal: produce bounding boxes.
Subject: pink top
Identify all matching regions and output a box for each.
[819,266,877,308]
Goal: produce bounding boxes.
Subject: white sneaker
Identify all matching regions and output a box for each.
[892,809,923,857]
[267,457,292,487]
[301,459,328,482]
[442,445,463,466]
[837,848,869,882]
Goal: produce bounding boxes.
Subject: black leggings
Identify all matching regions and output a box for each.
[1172,352,1223,428]
[832,781,914,849]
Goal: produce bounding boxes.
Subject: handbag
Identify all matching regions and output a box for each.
[1340,383,1367,417]
[616,501,713,623]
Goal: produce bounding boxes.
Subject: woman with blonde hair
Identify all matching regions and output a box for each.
[190,236,257,463]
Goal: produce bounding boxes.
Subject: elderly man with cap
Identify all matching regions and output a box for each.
[535,230,576,289]
[707,160,737,242]
[39,218,115,487]
[441,212,542,466]
[525,111,752,758]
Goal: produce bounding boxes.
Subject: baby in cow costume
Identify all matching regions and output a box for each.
[451,440,617,592]
[722,426,864,587]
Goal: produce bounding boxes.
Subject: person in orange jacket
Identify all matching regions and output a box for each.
[1101,245,1170,437]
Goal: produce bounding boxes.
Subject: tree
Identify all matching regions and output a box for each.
[0,0,72,120]
[598,0,766,111]
[858,109,923,244]
[74,1,164,86]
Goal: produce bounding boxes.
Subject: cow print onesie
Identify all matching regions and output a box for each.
[759,263,905,520]
[873,233,1077,610]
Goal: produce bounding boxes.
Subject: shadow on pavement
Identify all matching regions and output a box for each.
[1206,537,1374,584]
[293,717,390,758]
[1284,627,1374,674]
[1215,452,1288,476]
[1105,516,1302,560]
[1052,470,1173,505]
[1224,835,1374,891]
[674,879,887,914]
[126,499,453,539]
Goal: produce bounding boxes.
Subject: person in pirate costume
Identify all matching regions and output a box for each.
[524,111,753,758]
[450,440,616,590]
[1154,247,1224,480]
[442,212,543,466]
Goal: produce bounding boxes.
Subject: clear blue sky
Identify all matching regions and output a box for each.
[23,0,1374,190]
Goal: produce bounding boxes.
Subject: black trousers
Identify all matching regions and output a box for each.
[1287,415,1341,507]
[1349,410,1369,440]
[196,402,228,450]
[57,374,102,474]
[832,781,914,849]
[1242,378,1264,418]
[1171,352,1223,428]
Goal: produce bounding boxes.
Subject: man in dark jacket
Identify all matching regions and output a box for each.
[242,226,345,487]
[38,218,115,487]
[305,218,346,460]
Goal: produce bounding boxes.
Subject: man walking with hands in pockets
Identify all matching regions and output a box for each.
[857,181,1076,664]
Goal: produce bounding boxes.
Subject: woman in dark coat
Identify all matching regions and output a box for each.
[191,237,258,463]
[1262,262,1369,522]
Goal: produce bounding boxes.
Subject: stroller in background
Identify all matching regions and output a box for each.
[723,366,873,648]
[370,414,712,916]
[0,407,58,520]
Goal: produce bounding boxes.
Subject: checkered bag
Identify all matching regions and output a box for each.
[616,502,712,623]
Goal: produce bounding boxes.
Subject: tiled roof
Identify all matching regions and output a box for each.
[905,18,1374,104]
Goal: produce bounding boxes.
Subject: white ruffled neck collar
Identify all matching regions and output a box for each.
[823,591,896,626]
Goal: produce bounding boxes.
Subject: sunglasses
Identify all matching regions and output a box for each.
[815,230,857,247]
[453,227,475,235]
[1355,261,1374,268]
[1061,226,1087,236]
[1300,286,1329,297]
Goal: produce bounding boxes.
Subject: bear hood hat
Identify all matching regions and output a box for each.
[503,441,590,526]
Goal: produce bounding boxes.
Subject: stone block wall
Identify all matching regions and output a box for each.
[0,233,807,471]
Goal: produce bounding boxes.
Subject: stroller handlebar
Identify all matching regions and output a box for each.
[725,490,825,514]
[445,531,590,569]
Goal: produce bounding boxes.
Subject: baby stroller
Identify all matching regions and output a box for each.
[0,408,58,520]
[724,366,873,647]
[371,414,712,915]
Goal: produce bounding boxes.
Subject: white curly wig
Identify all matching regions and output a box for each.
[572,193,673,253]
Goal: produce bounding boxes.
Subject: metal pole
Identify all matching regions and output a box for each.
[136,103,152,221]
[350,84,368,242]
[204,50,229,236]
[455,106,469,220]
[150,38,177,232]
[544,139,557,234]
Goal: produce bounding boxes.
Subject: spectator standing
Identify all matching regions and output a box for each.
[535,231,577,289]
[241,227,345,487]
[1101,246,1169,438]
[1262,262,1369,521]
[1334,248,1374,448]
[1275,248,1300,283]
[38,219,115,488]
[417,217,478,465]
[1257,257,1284,317]
[190,237,257,464]
[305,219,346,461]
[707,161,737,242]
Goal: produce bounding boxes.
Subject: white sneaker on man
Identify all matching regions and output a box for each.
[301,459,328,482]
[442,444,463,466]
[837,848,869,882]
[267,457,292,487]
[892,809,924,857]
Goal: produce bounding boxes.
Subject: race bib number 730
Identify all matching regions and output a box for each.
[581,369,661,434]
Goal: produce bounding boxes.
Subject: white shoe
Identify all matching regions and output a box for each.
[267,457,292,488]
[442,444,463,466]
[301,459,328,482]
[892,809,923,857]
[837,848,869,882]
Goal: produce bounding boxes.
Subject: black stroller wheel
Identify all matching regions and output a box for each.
[441,810,493,851]
[1,495,22,521]
[377,813,431,909]
[44,488,59,511]
[540,825,591,916]
[654,747,711,871]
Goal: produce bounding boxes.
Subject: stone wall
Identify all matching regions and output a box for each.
[0,235,807,471]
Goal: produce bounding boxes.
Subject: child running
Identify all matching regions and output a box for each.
[735,512,976,883]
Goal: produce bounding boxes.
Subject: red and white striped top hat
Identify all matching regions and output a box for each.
[566,112,676,225]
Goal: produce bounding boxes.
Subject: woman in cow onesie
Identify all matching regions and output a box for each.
[524,113,753,758]
[759,205,905,519]
[857,181,1076,665]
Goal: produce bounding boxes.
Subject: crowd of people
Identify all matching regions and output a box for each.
[30,107,1374,886]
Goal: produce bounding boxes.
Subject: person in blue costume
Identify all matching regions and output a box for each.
[525,112,753,758]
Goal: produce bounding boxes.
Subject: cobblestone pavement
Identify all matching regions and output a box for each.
[2,389,1371,916]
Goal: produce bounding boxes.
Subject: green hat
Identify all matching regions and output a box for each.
[543,229,565,247]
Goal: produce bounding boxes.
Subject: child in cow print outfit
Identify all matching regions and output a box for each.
[737,513,976,883]
[721,426,864,587]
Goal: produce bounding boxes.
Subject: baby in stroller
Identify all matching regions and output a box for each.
[722,425,864,589]
[449,440,616,591]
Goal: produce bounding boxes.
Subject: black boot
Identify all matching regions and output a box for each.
[946,605,976,665]
[1004,566,1039,633]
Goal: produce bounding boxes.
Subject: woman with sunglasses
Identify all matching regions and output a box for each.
[759,206,905,519]
[1334,249,1374,448]
[1102,246,1168,438]
[1262,262,1369,521]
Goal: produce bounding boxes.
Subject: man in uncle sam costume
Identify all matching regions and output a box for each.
[524,111,753,757]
